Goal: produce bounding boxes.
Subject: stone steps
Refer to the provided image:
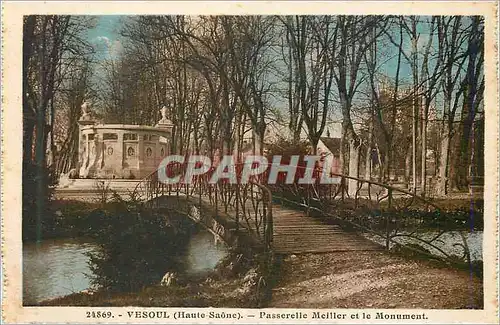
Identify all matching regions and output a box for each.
[55,179,143,200]
[57,179,142,189]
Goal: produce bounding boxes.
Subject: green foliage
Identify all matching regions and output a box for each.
[86,197,192,292]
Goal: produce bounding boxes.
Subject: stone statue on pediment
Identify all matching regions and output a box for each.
[156,105,173,127]
[79,101,93,121]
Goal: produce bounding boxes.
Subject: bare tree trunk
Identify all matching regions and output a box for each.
[404,144,412,187]
[411,17,419,194]
[23,17,37,239]
[411,99,418,193]
[452,17,483,191]
[365,113,372,180]
[35,18,50,243]
[252,128,265,156]
[437,122,451,195]
[365,20,377,182]
[420,100,428,196]
[434,16,465,195]
[383,151,391,181]
[348,139,361,196]
[374,142,383,181]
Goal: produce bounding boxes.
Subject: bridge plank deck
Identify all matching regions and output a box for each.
[271,205,382,254]
[56,186,383,254]
[162,195,383,254]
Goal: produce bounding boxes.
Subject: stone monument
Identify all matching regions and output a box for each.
[72,104,174,179]
[79,101,94,123]
[156,105,173,128]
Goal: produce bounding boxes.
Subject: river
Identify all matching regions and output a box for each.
[23,231,228,305]
[363,230,483,261]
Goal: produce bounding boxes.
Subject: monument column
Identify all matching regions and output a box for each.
[138,133,144,176]
[116,131,124,178]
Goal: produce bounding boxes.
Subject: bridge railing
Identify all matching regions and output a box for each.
[133,162,273,251]
[133,160,476,264]
[264,165,474,265]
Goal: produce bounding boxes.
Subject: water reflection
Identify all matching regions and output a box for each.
[23,238,96,305]
[23,230,228,304]
[183,231,228,275]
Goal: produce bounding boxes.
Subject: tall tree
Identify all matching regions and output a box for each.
[223,16,276,155]
[435,16,477,195]
[280,16,337,150]
[54,58,94,176]
[23,15,94,241]
[333,16,384,195]
[452,16,485,190]
[418,17,442,196]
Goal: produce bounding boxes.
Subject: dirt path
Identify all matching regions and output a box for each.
[269,251,483,309]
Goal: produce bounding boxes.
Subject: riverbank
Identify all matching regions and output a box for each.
[267,197,484,308]
[23,199,103,241]
[37,250,271,308]
[27,197,483,308]
[28,197,274,307]
[269,251,483,309]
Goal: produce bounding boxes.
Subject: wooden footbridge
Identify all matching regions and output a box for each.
[133,163,470,262]
[271,205,380,253]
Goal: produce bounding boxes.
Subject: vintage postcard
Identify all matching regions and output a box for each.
[1,0,499,323]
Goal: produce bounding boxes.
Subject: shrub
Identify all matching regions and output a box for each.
[22,161,58,241]
[87,197,192,292]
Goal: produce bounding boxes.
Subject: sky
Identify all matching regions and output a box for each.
[81,15,426,138]
[86,15,433,77]
[86,15,123,59]
[82,15,476,138]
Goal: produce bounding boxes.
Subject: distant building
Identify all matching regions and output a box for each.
[317,137,342,174]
